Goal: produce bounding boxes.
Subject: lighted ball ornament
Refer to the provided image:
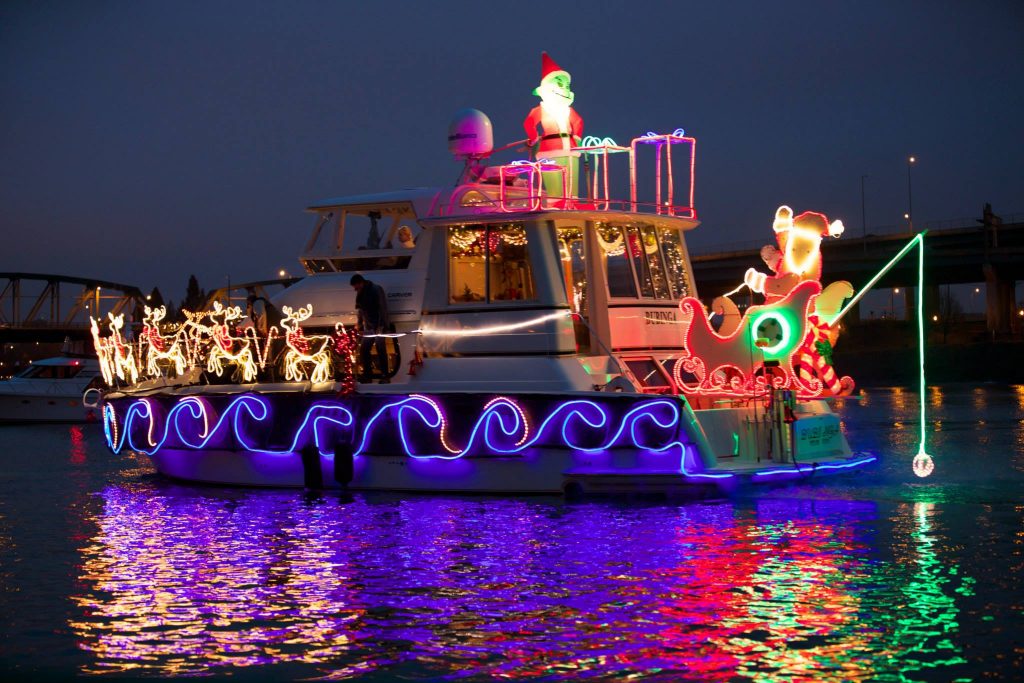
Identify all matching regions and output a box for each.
[913,452,934,478]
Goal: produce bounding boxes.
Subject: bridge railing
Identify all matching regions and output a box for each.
[690,213,1022,257]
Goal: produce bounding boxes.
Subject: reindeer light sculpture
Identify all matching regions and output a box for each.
[280,305,333,383]
[106,313,139,385]
[90,317,116,386]
[205,302,258,383]
[141,305,187,378]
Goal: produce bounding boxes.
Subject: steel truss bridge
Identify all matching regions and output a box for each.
[0,273,147,342]
[0,273,298,343]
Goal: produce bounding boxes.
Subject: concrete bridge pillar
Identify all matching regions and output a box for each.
[983,264,1015,337]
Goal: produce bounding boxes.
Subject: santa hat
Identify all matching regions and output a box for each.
[774,205,844,237]
[534,52,570,95]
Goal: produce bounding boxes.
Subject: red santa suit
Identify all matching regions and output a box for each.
[523,104,584,156]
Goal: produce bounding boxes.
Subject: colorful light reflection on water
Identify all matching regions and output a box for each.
[64,488,980,680]
[2,385,1022,680]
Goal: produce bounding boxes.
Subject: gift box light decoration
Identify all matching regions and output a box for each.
[630,129,696,217]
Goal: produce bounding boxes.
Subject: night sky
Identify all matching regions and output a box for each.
[2,1,1022,304]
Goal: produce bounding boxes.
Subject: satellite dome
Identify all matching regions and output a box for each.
[447,108,493,159]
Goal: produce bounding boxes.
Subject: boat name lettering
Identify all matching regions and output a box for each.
[644,311,677,325]
[797,422,840,448]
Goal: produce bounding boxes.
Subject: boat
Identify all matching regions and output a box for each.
[0,355,102,423]
[94,53,876,494]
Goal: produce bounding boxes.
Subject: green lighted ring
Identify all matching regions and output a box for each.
[748,311,791,355]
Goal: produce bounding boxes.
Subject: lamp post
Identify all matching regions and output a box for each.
[907,155,916,229]
[860,174,868,253]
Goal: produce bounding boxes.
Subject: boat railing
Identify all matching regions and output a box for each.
[431,187,696,219]
[430,131,697,220]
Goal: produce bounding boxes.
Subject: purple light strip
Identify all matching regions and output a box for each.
[751,454,878,478]
[105,394,734,479]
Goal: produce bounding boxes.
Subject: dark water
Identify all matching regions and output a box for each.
[1,386,1022,681]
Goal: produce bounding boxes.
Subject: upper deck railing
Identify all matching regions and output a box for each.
[429,131,698,220]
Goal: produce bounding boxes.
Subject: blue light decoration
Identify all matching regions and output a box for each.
[102,392,880,485]
[103,393,742,480]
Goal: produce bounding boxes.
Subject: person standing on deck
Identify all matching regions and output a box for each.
[350,274,391,383]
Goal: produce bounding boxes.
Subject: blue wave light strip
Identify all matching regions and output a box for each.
[105,394,733,480]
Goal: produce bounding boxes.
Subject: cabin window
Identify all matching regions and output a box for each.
[385,222,420,250]
[626,226,659,298]
[448,223,535,304]
[637,225,672,298]
[330,256,412,271]
[558,226,591,353]
[597,224,638,298]
[16,365,82,379]
[599,222,691,300]
[302,259,335,274]
[557,226,587,314]
[658,227,692,298]
[623,357,673,393]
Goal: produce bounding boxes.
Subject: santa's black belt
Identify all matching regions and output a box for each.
[541,133,573,141]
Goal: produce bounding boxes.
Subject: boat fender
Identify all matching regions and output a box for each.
[299,444,324,490]
[333,442,354,486]
[82,388,103,409]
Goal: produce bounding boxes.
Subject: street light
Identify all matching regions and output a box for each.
[907,155,916,228]
[278,269,287,278]
[860,174,868,252]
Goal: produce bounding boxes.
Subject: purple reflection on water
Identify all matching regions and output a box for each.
[70,484,950,680]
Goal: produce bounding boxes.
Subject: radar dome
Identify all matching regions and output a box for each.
[448,108,493,159]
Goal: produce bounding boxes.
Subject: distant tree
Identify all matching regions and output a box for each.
[164,299,178,321]
[181,275,206,315]
[937,287,964,344]
[148,287,165,308]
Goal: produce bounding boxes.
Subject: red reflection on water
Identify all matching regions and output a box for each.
[70,490,885,680]
[69,426,86,465]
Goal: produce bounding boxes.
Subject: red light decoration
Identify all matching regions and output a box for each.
[630,130,696,218]
[673,281,819,398]
[674,207,855,400]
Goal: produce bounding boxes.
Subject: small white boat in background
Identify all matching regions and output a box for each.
[0,356,102,424]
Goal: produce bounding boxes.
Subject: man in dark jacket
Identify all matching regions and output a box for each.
[350,274,390,382]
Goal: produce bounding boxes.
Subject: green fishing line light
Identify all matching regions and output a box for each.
[912,234,934,477]
[833,231,932,477]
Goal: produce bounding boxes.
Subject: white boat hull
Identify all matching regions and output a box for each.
[115,388,875,494]
[0,393,98,424]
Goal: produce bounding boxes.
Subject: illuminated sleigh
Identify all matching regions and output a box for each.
[673,280,854,400]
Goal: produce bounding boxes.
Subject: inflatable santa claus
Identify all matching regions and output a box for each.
[523,51,584,201]
[744,205,845,302]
